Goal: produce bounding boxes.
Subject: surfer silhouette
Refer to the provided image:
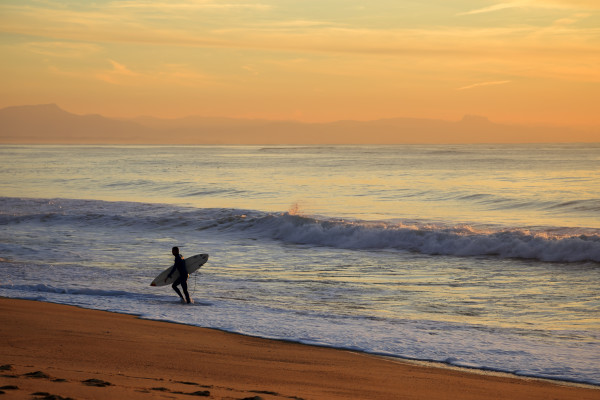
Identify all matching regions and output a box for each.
[166,247,192,304]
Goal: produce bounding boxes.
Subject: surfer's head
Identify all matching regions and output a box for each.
[172,246,179,256]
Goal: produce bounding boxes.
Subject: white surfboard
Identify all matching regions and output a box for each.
[150,253,208,287]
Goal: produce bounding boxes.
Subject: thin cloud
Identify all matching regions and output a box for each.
[24,41,100,58]
[109,60,137,76]
[96,60,139,84]
[457,80,511,91]
[459,2,527,16]
[108,0,271,10]
[457,0,598,16]
[93,59,216,87]
[260,20,343,29]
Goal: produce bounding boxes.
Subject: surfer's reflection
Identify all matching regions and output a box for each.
[166,246,192,304]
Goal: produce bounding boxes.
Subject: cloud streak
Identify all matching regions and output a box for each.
[459,2,528,16]
[457,80,512,91]
[24,41,101,58]
[108,0,271,11]
[459,0,600,15]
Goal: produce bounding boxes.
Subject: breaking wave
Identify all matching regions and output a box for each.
[2,197,599,263]
[243,213,600,263]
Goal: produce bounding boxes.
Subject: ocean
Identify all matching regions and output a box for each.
[1,144,599,385]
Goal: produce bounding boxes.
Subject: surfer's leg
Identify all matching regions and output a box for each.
[181,279,191,304]
[171,279,184,300]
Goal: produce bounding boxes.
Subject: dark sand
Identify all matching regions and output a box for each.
[1,298,598,399]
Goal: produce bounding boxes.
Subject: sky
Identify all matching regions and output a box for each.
[1,0,599,126]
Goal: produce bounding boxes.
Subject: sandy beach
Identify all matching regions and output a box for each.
[0,298,597,400]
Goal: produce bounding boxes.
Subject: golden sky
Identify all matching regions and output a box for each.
[1,0,599,126]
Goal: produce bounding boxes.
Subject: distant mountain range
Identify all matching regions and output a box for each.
[0,104,597,144]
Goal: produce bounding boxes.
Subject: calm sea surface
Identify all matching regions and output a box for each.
[1,144,599,384]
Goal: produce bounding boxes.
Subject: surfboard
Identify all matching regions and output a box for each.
[150,253,209,287]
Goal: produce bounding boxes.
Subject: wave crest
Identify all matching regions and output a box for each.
[3,197,599,263]
[242,213,600,263]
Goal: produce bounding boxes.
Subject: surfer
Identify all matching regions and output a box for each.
[166,247,192,304]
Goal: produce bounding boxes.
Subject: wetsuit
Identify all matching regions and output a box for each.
[168,253,190,303]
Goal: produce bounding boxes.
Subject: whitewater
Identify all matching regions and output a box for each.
[1,144,599,385]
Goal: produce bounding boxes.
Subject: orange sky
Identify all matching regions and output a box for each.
[1,1,599,128]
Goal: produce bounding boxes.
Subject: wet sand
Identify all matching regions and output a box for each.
[1,298,597,400]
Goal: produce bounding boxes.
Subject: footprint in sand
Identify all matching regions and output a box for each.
[149,385,211,397]
[0,364,19,379]
[0,385,19,395]
[31,392,74,400]
[81,378,112,387]
[23,371,51,379]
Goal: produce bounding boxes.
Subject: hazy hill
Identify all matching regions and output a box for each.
[0,104,151,144]
[0,104,597,144]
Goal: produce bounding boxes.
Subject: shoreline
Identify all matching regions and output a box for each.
[6,296,598,390]
[1,298,598,400]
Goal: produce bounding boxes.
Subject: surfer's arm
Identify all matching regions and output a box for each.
[165,264,176,280]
